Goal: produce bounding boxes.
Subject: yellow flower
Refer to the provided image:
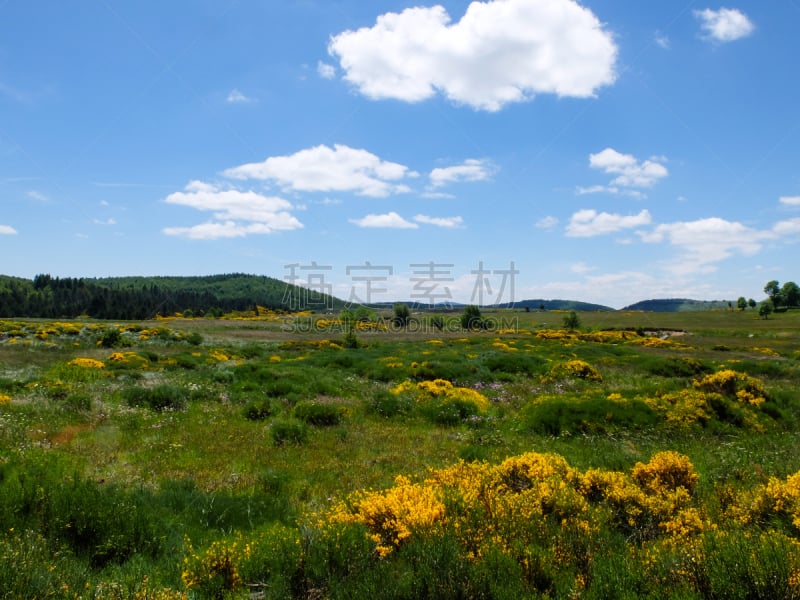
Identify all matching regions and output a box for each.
[67,357,106,369]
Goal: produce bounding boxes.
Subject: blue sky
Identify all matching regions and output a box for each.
[2,1,799,308]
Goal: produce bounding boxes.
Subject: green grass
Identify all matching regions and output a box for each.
[0,310,799,597]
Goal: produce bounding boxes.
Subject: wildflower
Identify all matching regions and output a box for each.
[67,357,105,369]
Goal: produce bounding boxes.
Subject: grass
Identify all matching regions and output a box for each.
[0,310,799,597]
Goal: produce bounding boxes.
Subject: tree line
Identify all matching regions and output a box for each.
[0,273,341,319]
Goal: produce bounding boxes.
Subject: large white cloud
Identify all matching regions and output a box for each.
[350,212,418,229]
[640,217,763,274]
[328,0,617,111]
[566,208,652,237]
[694,8,754,42]
[588,148,668,189]
[429,159,494,187]
[0,225,17,235]
[163,181,303,240]
[779,196,800,206]
[224,144,416,198]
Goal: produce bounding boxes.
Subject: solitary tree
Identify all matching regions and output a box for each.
[562,310,581,330]
[758,300,774,320]
[748,298,757,310]
[736,297,747,311]
[392,303,411,327]
[461,305,485,330]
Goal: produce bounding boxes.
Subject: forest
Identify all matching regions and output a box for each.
[0,273,344,319]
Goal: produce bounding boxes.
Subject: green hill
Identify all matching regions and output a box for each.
[622,298,734,312]
[0,273,345,319]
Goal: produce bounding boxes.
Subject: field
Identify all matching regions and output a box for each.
[1,308,799,599]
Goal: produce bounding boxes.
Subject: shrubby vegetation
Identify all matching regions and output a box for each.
[0,309,799,597]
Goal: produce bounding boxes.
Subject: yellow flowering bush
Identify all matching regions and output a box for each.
[327,475,446,557]
[631,451,699,495]
[182,538,246,593]
[548,359,602,382]
[734,470,800,531]
[693,369,767,406]
[643,390,714,428]
[0,393,10,404]
[390,379,490,413]
[67,357,105,369]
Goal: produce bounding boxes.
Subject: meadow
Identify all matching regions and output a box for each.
[0,308,799,599]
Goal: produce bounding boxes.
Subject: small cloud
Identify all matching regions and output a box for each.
[0,225,17,235]
[654,32,670,49]
[93,218,117,226]
[226,89,255,104]
[566,208,652,237]
[772,218,800,235]
[317,61,336,79]
[535,216,559,230]
[779,196,800,206]
[694,8,754,43]
[421,191,456,199]
[570,262,593,274]
[414,214,463,228]
[350,212,418,229]
[26,190,49,203]
[589,148,668,189]
[429,159,495,187]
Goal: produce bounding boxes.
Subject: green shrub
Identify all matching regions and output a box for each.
[270,419,308,446]
[484,352,546,376]
[368,390,413,418]
[185,332,203,346]
[522,396,658,436]
[121,385,186,411]
[243,399,274,421]
[422,397,481,426]
[62,392,93,413]
[294,401,344,426]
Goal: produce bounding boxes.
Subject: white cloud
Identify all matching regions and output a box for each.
[566,208,652,237]
[328,0,617,112]
[576,184,645,199]
[429,159,494,187]
[414,214,464,228]
[163,181,302,240]
[0,225,17,235]
[570,262,593,274]
[350,212,418,229]
[779,196,800,206]
[588,148,668,189]
[224,144,417,198]
[772,217,800,235]
[654,33,670,49]
[535,216,559,230]
[640,217,763,274]
[226,89,254,104]
[162,221,293,240]
[695,8,754,42]
[26,190,49,203]
[317,61,336,79]
[93,218,117,226]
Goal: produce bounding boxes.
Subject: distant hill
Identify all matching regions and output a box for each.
[0,273,346,319]
[493,299,614,311]
[370,299,614,311]
[622,298,734,312]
